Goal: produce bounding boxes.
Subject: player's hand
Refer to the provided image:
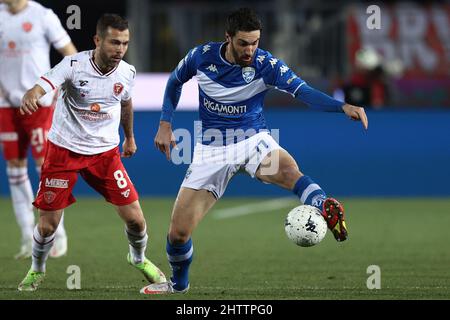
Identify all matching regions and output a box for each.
[342,104,368,130]
[122,137,137,158]
[20,86,43,115]
[154,121,177,161]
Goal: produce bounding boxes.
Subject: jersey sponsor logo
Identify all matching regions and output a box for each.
[22,22,33,33]
[45,178,69,189]
[242,67,255,83]
[203,97,247,115]
[90,103,100,112]
[206,64,218,73]
[43,191,56,204]
[77,109,112,122]
[113,82,124,96]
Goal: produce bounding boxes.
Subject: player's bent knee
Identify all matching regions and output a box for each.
[168,229,191,245]
[38,223,58,237]
[126,217,146,233]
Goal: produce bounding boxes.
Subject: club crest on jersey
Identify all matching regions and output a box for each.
[22,22,33,33]
[242,67,255,83]
[113,82,124,96]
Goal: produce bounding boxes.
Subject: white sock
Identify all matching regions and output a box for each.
[7,167,35,242]
[31,225,55,272]
[125,226,147,264]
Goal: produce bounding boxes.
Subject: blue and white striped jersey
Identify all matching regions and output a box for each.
[174,42,305,140]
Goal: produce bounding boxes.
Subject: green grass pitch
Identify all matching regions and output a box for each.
[0,197,449,300]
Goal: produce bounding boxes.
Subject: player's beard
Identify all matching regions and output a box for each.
[99,50,120,70]
[230,42,253,67]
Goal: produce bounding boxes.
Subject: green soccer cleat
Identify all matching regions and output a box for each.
[127,253,167,284]
[18,269,45,292]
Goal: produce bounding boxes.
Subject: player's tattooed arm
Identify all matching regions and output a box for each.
[20,85,46,115]
[120,98,137,157]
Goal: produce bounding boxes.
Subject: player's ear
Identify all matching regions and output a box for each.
[93,34,100,47]
[225,32,231,43]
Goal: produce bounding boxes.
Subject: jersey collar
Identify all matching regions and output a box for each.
[89,50,119,77]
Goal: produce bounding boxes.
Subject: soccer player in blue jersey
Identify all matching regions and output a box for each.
[144,8,368,294]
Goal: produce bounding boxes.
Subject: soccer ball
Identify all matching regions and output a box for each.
[284,205,327,247]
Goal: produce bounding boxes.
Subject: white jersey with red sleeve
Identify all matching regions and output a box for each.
[0,1,71,107]
[36,50,136,155]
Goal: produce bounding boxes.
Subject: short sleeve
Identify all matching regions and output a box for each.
[44,9,71,49]
[36,56,74,93]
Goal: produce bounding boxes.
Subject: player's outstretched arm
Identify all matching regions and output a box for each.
[295,84,368,130]
[154,121,177,161]
[20,85,46,115]
[342,104,368,130]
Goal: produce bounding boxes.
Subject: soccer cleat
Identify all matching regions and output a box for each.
[322,198,348,242]
[49,235,68,258]
[140,281,189,295]
[18,269,45,292]
[127,253,167,284]
[14,239,32,260]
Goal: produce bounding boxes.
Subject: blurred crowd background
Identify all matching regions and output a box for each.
[41,0,450,109]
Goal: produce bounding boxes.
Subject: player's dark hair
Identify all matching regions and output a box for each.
[226,8,262,37]
[96,14,129,38]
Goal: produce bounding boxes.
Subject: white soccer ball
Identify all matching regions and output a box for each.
[284,205,328,247]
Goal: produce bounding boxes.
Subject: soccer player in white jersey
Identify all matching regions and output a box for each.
[144,8,369,294]
[0,0,77,259]
[17,14,166,291]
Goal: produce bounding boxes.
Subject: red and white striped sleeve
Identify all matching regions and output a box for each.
[36,56,73,93]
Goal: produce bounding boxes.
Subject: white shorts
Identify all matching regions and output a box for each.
[181,132,283,199]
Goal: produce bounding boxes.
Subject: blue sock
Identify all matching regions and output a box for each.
[166,237,193,291]
[293,175,327,210]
